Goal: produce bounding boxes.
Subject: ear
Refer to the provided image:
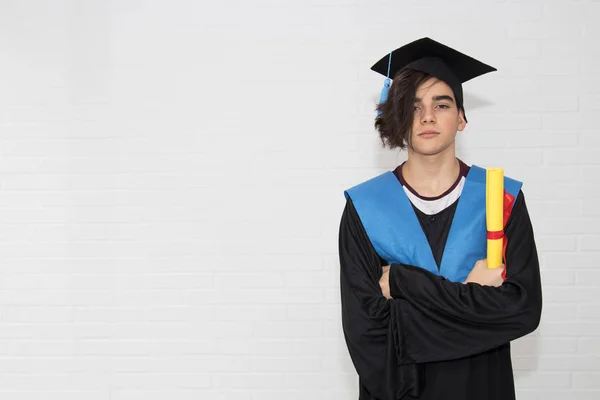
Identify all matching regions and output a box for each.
[457,108,467,132]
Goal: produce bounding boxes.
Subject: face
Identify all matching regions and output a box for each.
[409,77,466,156]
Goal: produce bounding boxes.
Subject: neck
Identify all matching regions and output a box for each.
[402,150,460,198]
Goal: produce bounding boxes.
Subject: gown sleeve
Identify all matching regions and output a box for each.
[387,190,543,364]
[339,197,424,399]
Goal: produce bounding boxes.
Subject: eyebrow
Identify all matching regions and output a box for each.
[414,95,455,103]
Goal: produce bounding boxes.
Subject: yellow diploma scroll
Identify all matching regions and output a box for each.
[486,168,504,269]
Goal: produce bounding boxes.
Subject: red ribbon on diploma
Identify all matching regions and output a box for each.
[487,190,516,280]
[487,230,504,240]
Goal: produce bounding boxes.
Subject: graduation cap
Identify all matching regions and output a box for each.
[372,37,497,119]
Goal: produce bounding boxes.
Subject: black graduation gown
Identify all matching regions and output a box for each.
[339,189,543,400]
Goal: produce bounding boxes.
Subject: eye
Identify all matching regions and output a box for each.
[436,104,450,109]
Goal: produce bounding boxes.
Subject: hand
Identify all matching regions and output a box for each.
[464,259,505,287]
[379,265,392,299]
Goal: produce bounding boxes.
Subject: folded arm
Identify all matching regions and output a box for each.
[339,191,542,399]
[339,198,422,399]
[387,191,543,363]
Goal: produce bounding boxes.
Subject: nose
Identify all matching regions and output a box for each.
[420,106,436,124]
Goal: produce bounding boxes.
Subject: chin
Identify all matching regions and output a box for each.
[411,138,454,156]
[418,150,445,156]
[411,144,446,156]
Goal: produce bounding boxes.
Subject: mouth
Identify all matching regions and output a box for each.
[418,130,440,137]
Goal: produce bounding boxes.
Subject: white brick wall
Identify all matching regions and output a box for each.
[0,0,598,399]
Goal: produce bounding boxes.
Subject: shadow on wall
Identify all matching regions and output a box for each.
[511,325,543,387]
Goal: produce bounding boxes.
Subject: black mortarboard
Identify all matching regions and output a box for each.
[372,37,496,120]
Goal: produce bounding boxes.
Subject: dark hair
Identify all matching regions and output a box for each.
[374,69,432,150]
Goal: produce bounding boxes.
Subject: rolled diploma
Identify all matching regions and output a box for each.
[486,168,504,269]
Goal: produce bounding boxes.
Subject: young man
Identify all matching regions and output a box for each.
[338,38,543,400]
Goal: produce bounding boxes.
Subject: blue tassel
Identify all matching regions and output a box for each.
[377,52,393,116]
[377,78,391,115]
